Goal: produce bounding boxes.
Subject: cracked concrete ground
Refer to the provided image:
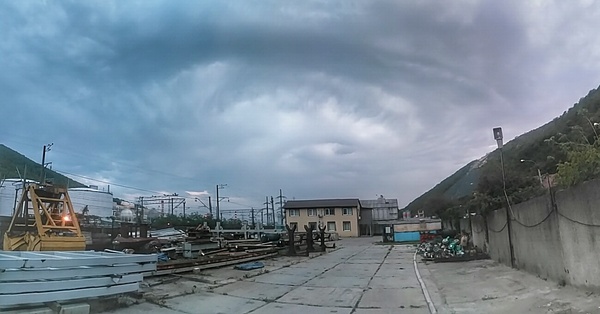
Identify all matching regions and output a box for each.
[101,238,600,314]
[102,238,428,314]
[420,257,600,313]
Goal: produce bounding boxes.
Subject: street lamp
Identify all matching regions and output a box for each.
[520,159,543,186]
[493,127,515,268]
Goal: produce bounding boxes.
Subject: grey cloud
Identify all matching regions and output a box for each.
[2,1,600,208]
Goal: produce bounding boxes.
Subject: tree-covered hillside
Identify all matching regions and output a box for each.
[404,85,600,220]
[0,144,85,188]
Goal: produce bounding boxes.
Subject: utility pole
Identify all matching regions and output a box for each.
[216,184,227,221]
[208,196,213,217]
[493,127,515,268]
[271,196,275,227]
[264,197,270,225]
[251,207,255,229]
[40,143,53,184]
[277,189,286,226]
[138,196,144,225]
[261,205,265,226]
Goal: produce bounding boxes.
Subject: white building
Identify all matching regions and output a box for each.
[68,187,114,218]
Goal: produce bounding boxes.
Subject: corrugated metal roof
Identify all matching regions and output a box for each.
[360,198,399,209]
[284,199,361,209]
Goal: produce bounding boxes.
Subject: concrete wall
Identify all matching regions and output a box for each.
[555,180,600,288]
[510,197,566,283]
[486,207,511,266]
[470,215,487,251]
[477,178,600,290]
[459,218,471,233]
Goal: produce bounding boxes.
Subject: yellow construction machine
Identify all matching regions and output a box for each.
[3,184,86,251]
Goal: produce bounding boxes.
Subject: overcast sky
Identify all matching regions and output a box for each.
[2,0,600,216]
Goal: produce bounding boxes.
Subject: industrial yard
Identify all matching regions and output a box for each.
[93,237,600,314]
[102,238,429,314]
[0,180,342,313]
[2,183,600,314]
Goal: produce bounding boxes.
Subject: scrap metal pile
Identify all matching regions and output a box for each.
[146,223,337,276]
[417,234,489,263]
[145,223,286,276]
[148,237,281,276]
[417,236,466,260]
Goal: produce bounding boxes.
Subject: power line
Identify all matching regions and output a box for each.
[512,206,555,228]
[557,210,600,227]
[487,219,508,233]
[227,200,259,208]
[2,135,204,185]
[54,170,163,194]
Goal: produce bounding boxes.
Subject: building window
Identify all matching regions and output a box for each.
[343,221,351,231]
[289,222,298,230]
[327,221,336,231]
[309,221,317,230]
[342,207,353,215]
[288,209,300,217]
[325,208,335,216]
[308,208,317,216]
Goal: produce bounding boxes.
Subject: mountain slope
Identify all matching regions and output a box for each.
[403,159,481,215]
[404,84,600,216]
[0,144,85,188]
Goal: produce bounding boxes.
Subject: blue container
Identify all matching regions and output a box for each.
[394,231,420,242]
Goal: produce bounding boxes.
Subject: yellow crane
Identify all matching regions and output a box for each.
[3,184,85,251]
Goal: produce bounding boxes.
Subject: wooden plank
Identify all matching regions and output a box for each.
[0,274,142,294]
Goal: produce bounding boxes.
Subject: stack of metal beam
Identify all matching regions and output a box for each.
[0,251,157,309]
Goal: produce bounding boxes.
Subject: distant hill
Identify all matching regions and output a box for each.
[403,160,481,214]
[0,144,85,188]
[404,85,600,216]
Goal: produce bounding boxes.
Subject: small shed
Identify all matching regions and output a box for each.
[392,219,442,243]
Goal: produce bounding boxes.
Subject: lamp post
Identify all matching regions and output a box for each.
[493,127,515,268]
[520,159,543,186]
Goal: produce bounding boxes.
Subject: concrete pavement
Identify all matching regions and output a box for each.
[101,238,600,314]
[420,257,600,313]
[103,238,429,314]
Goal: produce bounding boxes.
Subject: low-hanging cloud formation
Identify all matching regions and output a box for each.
[2,0,600,212]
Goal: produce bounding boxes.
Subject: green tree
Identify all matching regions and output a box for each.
[556,144,600,187]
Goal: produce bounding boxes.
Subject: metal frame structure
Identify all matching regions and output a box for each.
[3,184,85,251]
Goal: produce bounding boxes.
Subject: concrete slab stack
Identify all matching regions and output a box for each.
[0,251,157,309]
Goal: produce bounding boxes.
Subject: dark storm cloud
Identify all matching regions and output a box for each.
[2,0,600,210]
